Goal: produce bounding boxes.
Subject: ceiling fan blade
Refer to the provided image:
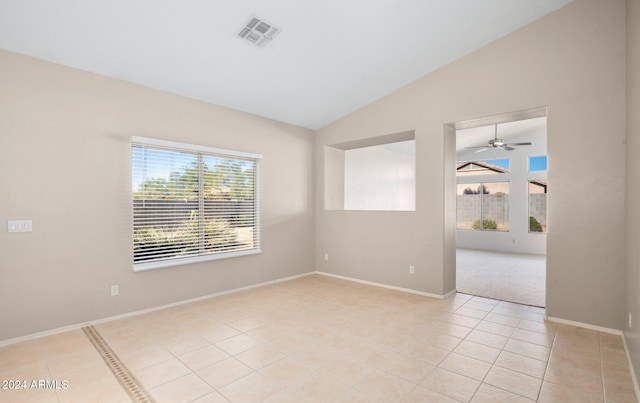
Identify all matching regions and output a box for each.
[503,146,515,151]
[474,148,488,153]
[465,146,488,149]
[504,142,532,146]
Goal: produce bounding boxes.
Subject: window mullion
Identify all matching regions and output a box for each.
[480,182,484,230]
[198,154,205,253]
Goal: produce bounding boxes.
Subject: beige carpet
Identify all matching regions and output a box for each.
[456,248,546,307]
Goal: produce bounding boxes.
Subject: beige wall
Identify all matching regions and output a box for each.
[316,0,626,329]
[625,0,640,383]
[0,50,315,341]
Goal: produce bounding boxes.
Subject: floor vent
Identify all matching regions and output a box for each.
[83,326,154,402]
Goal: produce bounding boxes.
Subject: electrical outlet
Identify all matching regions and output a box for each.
[324,253,329,261]
[111,285,119,297]
[409,265,415,274]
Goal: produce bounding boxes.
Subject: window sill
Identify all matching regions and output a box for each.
[133,248,261,272]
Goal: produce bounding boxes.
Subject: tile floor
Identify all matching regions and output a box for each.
[0,274,637,402]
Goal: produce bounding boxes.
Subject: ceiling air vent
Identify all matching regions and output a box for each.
[238,17,279,46]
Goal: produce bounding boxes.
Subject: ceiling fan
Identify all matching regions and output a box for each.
[466,124,532,153]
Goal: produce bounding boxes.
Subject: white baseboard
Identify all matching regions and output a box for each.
[0,271,316,347]
[443,289,457,299]
[622,333,640,401]
[315,271,446,299]
[545,315,622,335]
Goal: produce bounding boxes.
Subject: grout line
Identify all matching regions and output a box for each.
[536,320,559,401]
[82,325,154,403]
[599,333,607,402]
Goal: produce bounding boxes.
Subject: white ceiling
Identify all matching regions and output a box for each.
[0,0,572,130]
[456,116,547,151]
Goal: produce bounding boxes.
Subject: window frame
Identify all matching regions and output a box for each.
[456,180,511,232]
[131,136,262,272]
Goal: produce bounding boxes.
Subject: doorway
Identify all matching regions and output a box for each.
[445,108,547,307]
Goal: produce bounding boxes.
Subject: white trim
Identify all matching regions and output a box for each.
[443,288,457,299]
[315,271,446,299]
[133,249,262,272]
[622,333,640,401]
[0,271,314,347]
[545,315,622,335]
[131,136,263,160]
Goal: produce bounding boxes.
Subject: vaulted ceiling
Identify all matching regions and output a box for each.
[0,0,572,129]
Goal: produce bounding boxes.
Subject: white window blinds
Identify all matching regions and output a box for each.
[131,136,262,271]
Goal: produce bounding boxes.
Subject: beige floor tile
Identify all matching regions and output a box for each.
[465,329,509,349]
[484,312,522,327]
[456,306,489,320]
[214,333,262,355]
[134,357,191,389]
[190,390,229,402]
[262,390,304,402]
[471,384,535,402]
[491,305,530,318]
[0,361,50,383]
[545,361,603,395]
[0,340,45,370]
[7,388,60,403]
[3,275,638,403]
[401,341,449,365]
[475,321,516,337]
[495,350,547,379]
[538,380,604,403]
[245,323,287,342]
[421,368,480,402]
[380,352,435,384]
[149,373,213,403]
[403,385,459,402]
[288,344,340,369]
[431,321,474,339]
[484,366,542,400]
[226,316,271,332]
[453,340,501,364]
[196,357,253,389]
[287,372,350,402]
[200,324,242,344]
[504,338,550,361]
[313,356,375,386]
[445,313,481,328]
[54,359,114,389]
[45,347,104,378]
[218,372,282,402]
[161,334,209,356]
[439,352,492,381]
[118,343,173,371]
[347,369,417,401]
[235,344,285,370]
[511,328,555,347]
[178,344,229,371]
[56,375,129,403]
[517,319,558,335]
[259,357,316,387]
[464,300,498,312]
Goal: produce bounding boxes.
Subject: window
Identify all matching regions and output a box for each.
[456,182,510,231]
[528,155,548,172]
[529,180,547,233]
[132,137,262,271]
[456,159,509,176]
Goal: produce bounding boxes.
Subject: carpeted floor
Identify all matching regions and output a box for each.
[456,248,546,307]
